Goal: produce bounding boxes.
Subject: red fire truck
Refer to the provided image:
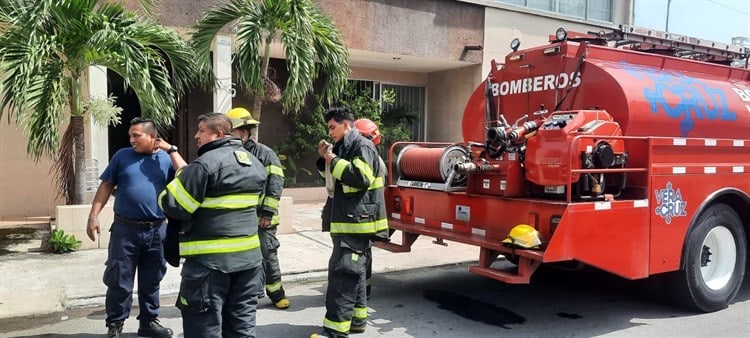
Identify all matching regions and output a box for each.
[378,25,750,312]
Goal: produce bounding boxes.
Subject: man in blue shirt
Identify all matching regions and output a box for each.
[87,117,185,338]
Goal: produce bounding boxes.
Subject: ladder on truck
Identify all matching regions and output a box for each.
[597,24,749,65]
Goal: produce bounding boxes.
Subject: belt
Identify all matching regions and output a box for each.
[114,215,165,229]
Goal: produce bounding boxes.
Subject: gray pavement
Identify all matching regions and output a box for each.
[0,202,480,320]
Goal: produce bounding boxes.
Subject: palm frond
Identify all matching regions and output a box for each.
[310,10,350,102]
[191,0,251,90]
[279,0,316,112]
[0,0,198,203]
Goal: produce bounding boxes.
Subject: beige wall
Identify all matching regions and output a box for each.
[350,66,428,86]
[482,4,632,78]
[319,0,484,64]
[0,122,62,219]
[426,64,483,142]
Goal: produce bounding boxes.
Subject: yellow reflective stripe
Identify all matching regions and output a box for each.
[369,176,384,189]
[342,177,384,194]
[352,158,376,182]
[342,184,362,193]
[330,218,389,234]
[353,306,367,319]
[262,196,280,209]
[332,158,350,180]
[267,165,285,177]
[271,214,280,225]
[265,281,282,293]
[323,317,351,333]
[201,194,259,209]
[179,235,259,256]
[157,189,167,210]
[166,178,200,214]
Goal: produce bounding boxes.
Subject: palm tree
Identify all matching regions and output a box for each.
[190,0,349,137]
[0,0,197,204]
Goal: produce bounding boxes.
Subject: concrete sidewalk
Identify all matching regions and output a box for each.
[0,203,480,319]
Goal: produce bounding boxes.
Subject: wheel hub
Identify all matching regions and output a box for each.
[699,226,736,291]
[700,245,712,267]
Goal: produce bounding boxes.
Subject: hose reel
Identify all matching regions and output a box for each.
[396,144,469,191]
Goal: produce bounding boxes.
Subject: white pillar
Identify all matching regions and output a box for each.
[213,34,234,114]
[87,65,109,176]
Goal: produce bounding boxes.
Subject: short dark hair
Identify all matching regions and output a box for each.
[324,107,355,125]
[130,117,155,134]
[197,113,232,135]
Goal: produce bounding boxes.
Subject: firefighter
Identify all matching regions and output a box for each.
[226,107,290,309]
[313,107,389,337]
[160,113,267,337]
[353,118,386,300]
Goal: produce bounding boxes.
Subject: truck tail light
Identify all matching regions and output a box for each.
[393,195,414,215]
[404,196,414,215]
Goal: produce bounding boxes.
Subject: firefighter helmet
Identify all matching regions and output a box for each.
[502,224,542,249]
[354,118,381,145]
[226,107,260,129]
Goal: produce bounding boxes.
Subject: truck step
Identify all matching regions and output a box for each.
[469,248,542,284]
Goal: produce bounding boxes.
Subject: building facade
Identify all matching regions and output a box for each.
[0,0,633,218]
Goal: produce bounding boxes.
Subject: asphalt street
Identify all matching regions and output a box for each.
[2,262,749,338]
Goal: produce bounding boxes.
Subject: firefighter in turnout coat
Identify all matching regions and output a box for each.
[159,113,267,338]
[314,107,389,337]
[226,107,289,309]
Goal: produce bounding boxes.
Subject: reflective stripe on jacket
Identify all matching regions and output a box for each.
[159,137,267,271]
[244,140,284,226]
[316,131,389,239]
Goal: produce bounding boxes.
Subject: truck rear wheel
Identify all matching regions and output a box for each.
[670,204,746,312]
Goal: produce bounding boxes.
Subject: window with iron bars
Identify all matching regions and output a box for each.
[492,0,613,22]
[350,80,426,143]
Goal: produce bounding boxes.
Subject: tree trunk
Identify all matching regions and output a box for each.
[251,91,263,141]
[71,115,86,204]
[251,36,273,141]
[68,73,87,205]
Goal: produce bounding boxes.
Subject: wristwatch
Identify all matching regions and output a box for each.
[167,145,178,154]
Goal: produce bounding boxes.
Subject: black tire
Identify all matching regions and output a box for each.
[668,204,746,312]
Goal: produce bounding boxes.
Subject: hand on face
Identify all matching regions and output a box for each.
[318,139,332,158]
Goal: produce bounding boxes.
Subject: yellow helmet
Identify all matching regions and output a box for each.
[502,224,542,249]
[226,107,260,129]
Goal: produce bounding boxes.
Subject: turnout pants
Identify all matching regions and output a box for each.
[178,260,263,338]
[323,236,370,336]
[259,226,285,301]
[104,221,167,324]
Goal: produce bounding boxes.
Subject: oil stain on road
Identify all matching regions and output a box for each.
[423,289,526,329]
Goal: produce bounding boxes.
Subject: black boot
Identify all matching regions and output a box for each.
[137,317,173,338]
[106,321,123,338]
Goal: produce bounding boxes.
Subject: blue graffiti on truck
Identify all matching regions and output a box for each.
[620,63,736,136]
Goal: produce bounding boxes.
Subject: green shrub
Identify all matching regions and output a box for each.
[48,229,81,254]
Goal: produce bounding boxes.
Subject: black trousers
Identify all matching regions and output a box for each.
[323,236,370,336]
[178,260,263,338]
[104,222,167,323]
[259,226,285,301]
